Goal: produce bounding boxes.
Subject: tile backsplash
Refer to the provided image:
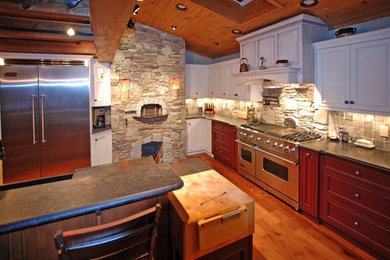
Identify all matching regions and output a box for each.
[328,111,390,151]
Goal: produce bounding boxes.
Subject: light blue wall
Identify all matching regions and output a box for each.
[328,16,390,39]
[186,51,239,65]
[185,52,212,65]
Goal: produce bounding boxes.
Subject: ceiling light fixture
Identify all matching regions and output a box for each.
[133,4,140,15]
[300,0,318,7]
[232,29,242,34]
[171,26,177,30]
[176,4,187,11]
[66,27,75,36]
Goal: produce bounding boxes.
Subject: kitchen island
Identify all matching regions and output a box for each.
[0,158,183,260]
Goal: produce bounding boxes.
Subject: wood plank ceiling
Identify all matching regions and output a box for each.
[0,0,390,62]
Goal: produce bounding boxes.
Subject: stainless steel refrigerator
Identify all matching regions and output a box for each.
[0,63,90,184]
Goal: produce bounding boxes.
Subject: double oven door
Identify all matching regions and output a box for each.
[237,141,255,177]
[237,139,299,209]
[255,148,299,209]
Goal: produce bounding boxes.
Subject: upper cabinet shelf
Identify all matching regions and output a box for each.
[313,27,390,115]
[235,14,328,84]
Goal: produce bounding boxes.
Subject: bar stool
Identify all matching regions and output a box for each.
[54,203,161,260]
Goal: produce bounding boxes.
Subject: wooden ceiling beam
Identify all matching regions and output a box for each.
[0,15,93,35]
[0,29,94,42]
[0,38,96,56]
[89,0,137,63]
[0,7,90,24]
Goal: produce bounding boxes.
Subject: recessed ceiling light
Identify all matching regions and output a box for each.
[300,0,318,7]
[66,27,75,36]
[176,4,187,11]
[213,42,219,45]
[171,26,177,30]
[232,29,242,34]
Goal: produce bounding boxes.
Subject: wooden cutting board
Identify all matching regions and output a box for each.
[169,170,254,224]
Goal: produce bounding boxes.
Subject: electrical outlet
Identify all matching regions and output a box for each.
[380,125,389,137]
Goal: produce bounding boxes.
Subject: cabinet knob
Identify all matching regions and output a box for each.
[234,94,238,96]
[223,93,225,95]
[94,99,98,101]
[95,139,98,141]
[354,221,359,227]
[350,100,355,104]
[188,123,191,125]
[306,153,310,158]
[355,170,361,176]
[344,100,349,104]
[196,92,198,95]
[211,92,214,95]
[354,193,360,199]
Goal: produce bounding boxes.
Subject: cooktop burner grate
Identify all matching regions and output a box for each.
[283,132,322,142]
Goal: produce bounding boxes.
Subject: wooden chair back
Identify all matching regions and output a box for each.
[54,203,161,260]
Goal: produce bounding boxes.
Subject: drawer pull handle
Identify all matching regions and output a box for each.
[354,221,359,227]
[354,193,360,199]
[239,163,245,168]
[355,171,361,176]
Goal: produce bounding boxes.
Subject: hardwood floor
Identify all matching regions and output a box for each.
[185,153,376,260]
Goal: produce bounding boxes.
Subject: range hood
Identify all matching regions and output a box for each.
[232,67,301,85]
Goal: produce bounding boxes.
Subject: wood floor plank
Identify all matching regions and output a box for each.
[184,154,376,260]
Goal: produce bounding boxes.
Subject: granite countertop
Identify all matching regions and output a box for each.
[0,158,183,234]
[300,139,390,172]
[186,113,248,128]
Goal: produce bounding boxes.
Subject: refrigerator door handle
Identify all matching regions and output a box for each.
[41,95,47,143]
[32,95,37,144]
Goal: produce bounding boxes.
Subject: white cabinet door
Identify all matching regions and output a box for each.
[208,65,226,98]
[186,118,202,154]
[92,61,111,106]
[241,41,257,71]
[225,61,240,99]
[203,119,212,154]
[186,65,209,98]
[258,35,275,69]
[350,38,390,113]
[315,46,350,109]
[91,130,112,166]
[209,66,217,98]
[277,27,300,67]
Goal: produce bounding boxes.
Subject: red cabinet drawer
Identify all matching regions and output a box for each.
[214,145,234,165]
[323,155,390,188]
[322,199,390,257]
[213,121,234,134]
[325,171,390,218]
[214,130,234,148]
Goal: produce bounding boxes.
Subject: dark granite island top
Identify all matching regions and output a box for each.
[300,139,390,172]
[0,159,183,234]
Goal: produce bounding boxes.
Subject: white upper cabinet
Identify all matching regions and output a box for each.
[314,28,390,114]
[235,14,328,84]
[241,41,257,71]
[92,59,111,106]
[185,64,209,98]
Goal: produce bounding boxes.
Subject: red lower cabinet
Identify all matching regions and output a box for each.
[212,121,237,169]
[299,148,319,222]
[320,154,390,259]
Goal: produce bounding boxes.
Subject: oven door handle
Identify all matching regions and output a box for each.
[255,147,298,165]
[235,139,255,149]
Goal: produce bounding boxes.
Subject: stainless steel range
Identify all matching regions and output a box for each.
[236,121,321,210]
